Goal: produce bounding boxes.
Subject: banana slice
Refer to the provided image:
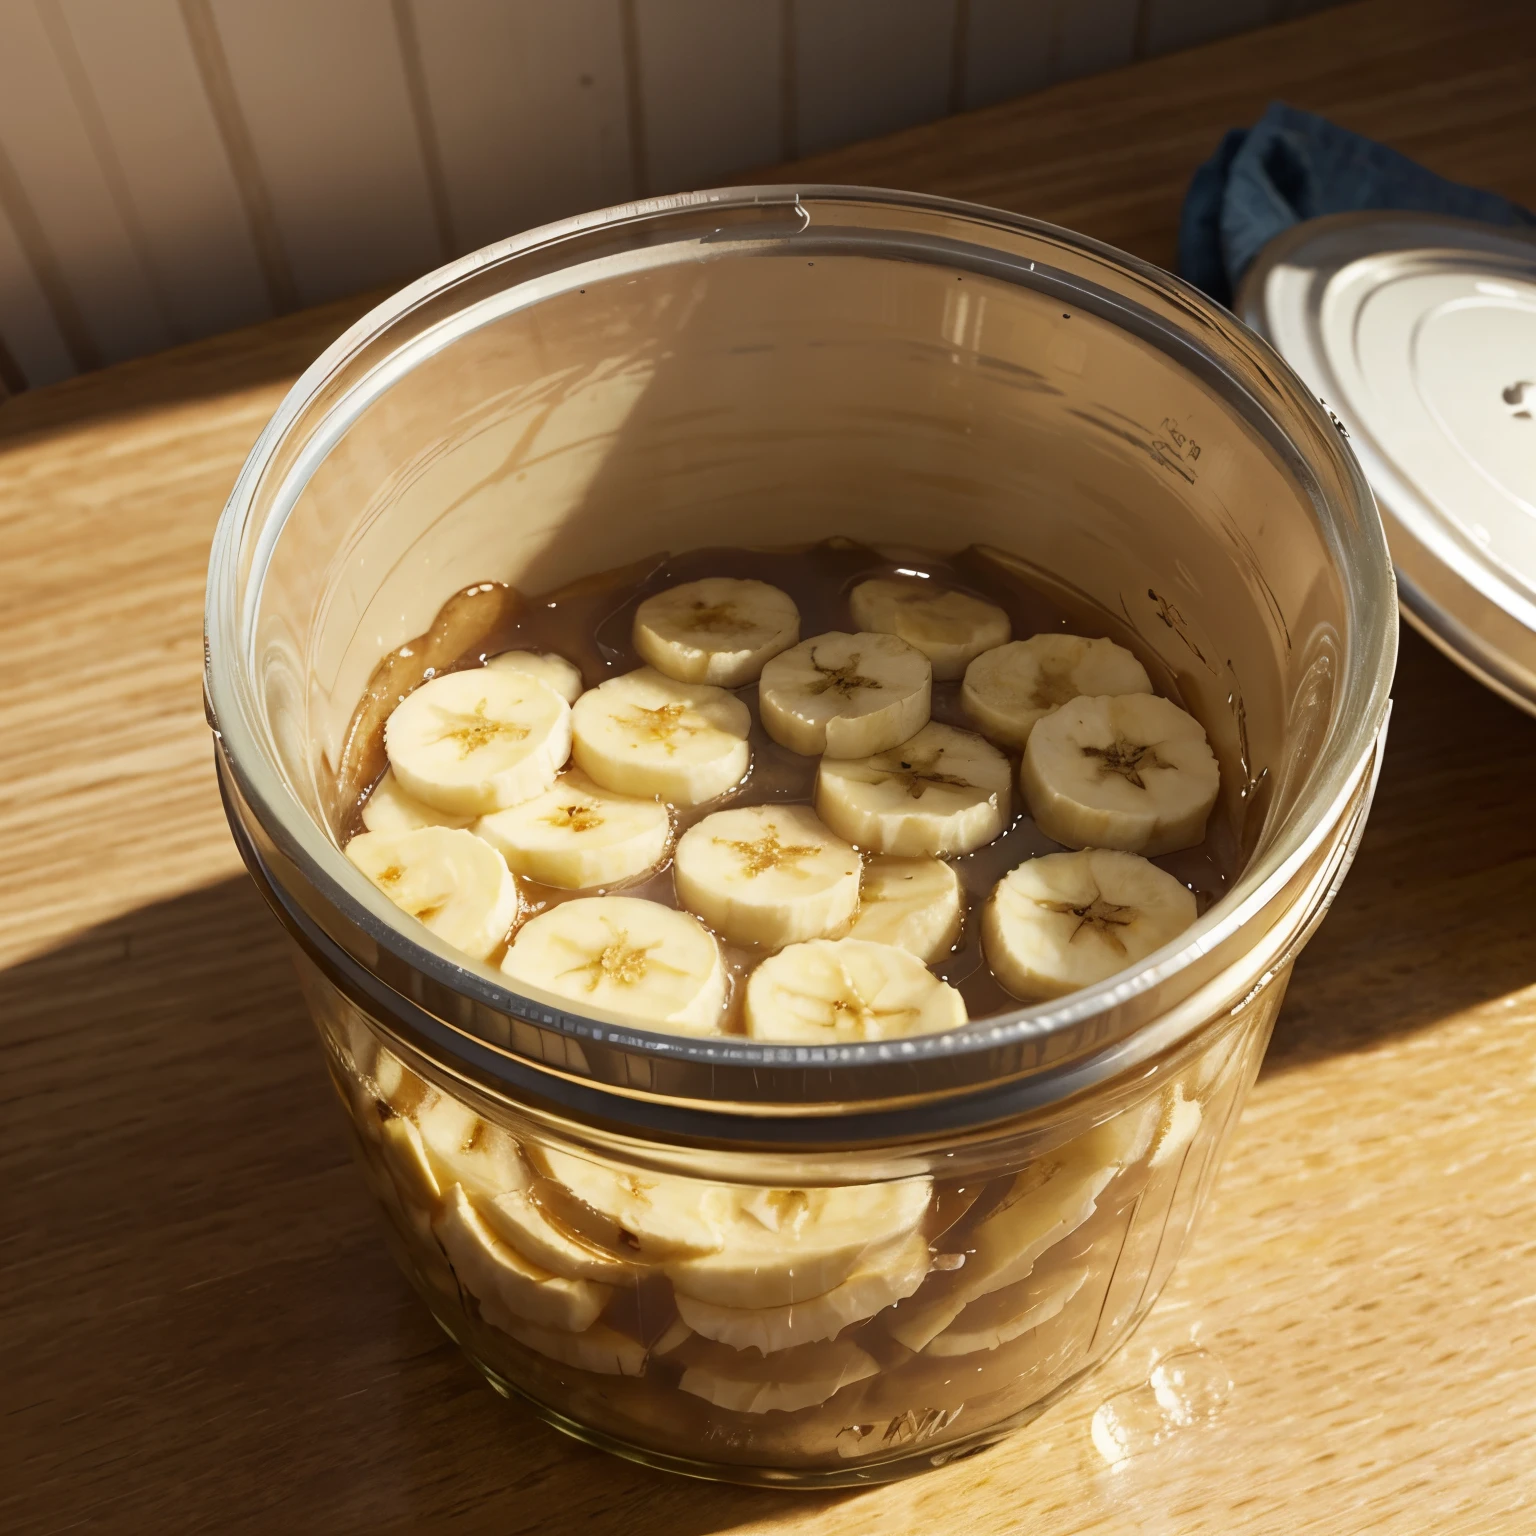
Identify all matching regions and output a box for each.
[480,1183,642,1283]
[529,1145,725,1258]
[570,667,750,806]
[486,648,584,704]
[923,1265,1088,1357]
[672,803,861,950]
[743,938,967,1043]
[500,895,727,1034]
[674,1233,931,1354]
[1021,693,1221,855]
[666,1178,932,1309]
[1149,1081,1202,1169]
[502,1318,648,1376]
[816,721,1011,856]
[360,769,476,834]
[385,668,572,815]
[475,771,670,890]
[677,1335,879,1415]
[633,577,800,686]
[346,826,519,961]
[759,631,931,758]
[961,634,1153,750]
[886,1125,1128,1352]
[371,1045,430,1116]
[376,1113,443,1218]
[433,1183,612,1333]
[414,1092,528,1200]
[982,849,1198,1002]
[849,578,1011,680]
[845,855,963,963]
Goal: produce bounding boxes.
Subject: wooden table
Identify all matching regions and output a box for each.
[5,1,1534,1530]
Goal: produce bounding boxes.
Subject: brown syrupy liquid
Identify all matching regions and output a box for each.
[345,539,1239,1026]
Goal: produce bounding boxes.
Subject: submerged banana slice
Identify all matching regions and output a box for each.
[571,667,751,806]
[845,854,963,964]
[923,1264,1089,1357]
[816,721,1011,857]
[743,938,967,1044]
[678,1336,879,1415]
[673,803,861,950]
[346,826,519,961]
[486,648,584,704]
[503,1318,648,1376]
[633,577,800,686]
[886,1122,1132,1352]
[1149,1081,1203,1169]
[530,1146,725,1258]
[414,1091,527,1201]
[475,771,670,889]
[433,1183,612,1333]
[1021,693,1221,855]
[385,668,572,815]
[500,895,727,1034]
[376,1113,442,1218]
[480,1182,642,1283]
[962,634,1153,750]
[666,1177,933,1308]
[850,578,1011,680]
[759,631,931,758]
[982,849,1198,1002]
[674,1233,931,1354]
[361,769,476,834]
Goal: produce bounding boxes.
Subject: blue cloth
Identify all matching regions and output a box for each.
[1177,102,1536,307]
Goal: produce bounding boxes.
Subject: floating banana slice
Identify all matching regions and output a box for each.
[849,578,1011,679]
[672,803,861,950]
[743,938,967,1044]
[502,1318,648,1376]
[500,895,728,1034]
[982,849,1198,1002]
[433,1183,612,1333]
[361,769,476,834]
[923,1264,1089,1357]
[845,854,963,963]
[816,721,1011,857]
[677,1335,879,1415]
[667,1177,932,1308]
[961,634,1153,749]
[633,577,800,686]
[486,648,585,704]
[346,826,519,961]
[758,631,931,758]
[414,1091,528,1201]
[385,668,573,815]
[1021,693,1221,855]
[570,667,751,806]
[475,771,670,890]
[529,1146,726,1258]
[674,1233,931,1354]
[886,1125,1127,1352]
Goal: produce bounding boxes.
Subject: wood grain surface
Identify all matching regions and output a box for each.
[4,2,1535,1532]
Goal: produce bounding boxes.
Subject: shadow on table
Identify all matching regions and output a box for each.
[4,630,1531,1533]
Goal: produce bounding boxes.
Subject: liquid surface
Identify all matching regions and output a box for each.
[347,539,1238,1026]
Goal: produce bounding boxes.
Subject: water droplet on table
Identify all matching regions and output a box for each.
[1090,1346,1233,1465]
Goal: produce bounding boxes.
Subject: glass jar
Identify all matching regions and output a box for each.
[204,187,1396,1486]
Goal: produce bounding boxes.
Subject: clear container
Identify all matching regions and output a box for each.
[204,187,1396,1486]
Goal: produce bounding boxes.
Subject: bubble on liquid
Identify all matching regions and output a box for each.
[1090,1346,1233,1466]
[932,1251,967,1271]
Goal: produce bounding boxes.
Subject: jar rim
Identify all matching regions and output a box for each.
[205,185,1396,1133]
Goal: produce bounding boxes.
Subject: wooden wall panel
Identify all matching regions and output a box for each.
[208,0,443,305]
[634,0,785,193]
[56,0,272,341]
[410,0,633,253]
[0,0,171,365]
[0,0,1348,392]
[0,202,74,388]
[793,0,959,158]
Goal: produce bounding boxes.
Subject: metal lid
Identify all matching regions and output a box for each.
[1239,212,1536,715]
